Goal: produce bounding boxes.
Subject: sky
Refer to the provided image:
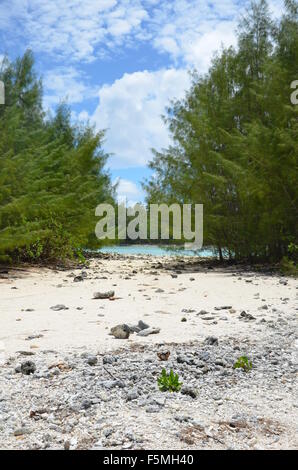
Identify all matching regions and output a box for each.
[0,0,284,204]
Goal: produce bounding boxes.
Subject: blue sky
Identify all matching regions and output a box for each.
[0,0,283,204]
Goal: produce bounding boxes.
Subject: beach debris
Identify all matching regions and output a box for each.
[20,361,36,375]
[204,336,219,346]
[48,361,71,372]
[157,350,170,361]
[29,408,48,419]
[110,324,130,339]
[93,291,115,300]
[25,334,43,341]
[50,304,69,311]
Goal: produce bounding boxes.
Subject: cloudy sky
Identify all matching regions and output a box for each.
[0,0,283,204]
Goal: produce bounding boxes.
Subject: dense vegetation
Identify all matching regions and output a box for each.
[0,51,114,263]
[144,0,298,263]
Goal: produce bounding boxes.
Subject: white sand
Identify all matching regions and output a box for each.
[0,257,297,357]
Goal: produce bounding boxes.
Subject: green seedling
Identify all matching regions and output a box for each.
[233,356,252,372]
[157,368,183,392]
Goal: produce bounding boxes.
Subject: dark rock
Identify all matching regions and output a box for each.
[20,361,36,375]
[110,324,130,339]
[81,399,92,410]
[204,336,219,346]
[181,386,198,399]
[86,355,97,366]
[240,311,256,320]
[137,327,160,337]
[50,304,69,311]
[93,291,115,299]
[103,355,117,365]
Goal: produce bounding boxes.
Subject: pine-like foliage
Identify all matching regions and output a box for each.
[0,51,115,263]
[144,0,298,261]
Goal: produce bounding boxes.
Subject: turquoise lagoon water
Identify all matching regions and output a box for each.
[99,245,215,257]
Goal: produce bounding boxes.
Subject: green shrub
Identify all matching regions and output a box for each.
[157,369,183,392]
[233,356,252,372]
[280,256,298,276]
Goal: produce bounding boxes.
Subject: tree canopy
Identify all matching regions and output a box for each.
[0,51,115,263]
[144,0,298,262]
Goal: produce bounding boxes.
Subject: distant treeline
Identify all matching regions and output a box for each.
[144,0,298,264]
[0,52,115,263]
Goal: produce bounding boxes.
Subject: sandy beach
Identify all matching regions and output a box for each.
[1,256,297,355]
[0,256,297,449]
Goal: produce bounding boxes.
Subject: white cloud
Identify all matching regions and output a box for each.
[1,0,285,67]
[0,0,148,62]
[43,66,97,109]
[115,178,144,205]
[151,0,240,70]
[91,68,190,169]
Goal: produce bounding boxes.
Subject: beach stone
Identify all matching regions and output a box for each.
[102,379,125,389]
[205,336,219,346]
[86,355,97,366]
[20,360,36,375]
[93,291,115,299]
[181,386,198,399]
[177,355,195,365]
[137,327,160,337]
[146,405,160,413]
[126,390,138,401]
[110,324,130,339]
[240,311,256,320]
[103,355,117,365]
[81,399,92,410]
[138,320,150,330]
[197,310,209,316]
[13,427,32,437]
[214,306,232,310]
[50,304,68,311]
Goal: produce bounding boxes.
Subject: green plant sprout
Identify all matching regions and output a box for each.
[157,369,183,392]
[233,356,252,372]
